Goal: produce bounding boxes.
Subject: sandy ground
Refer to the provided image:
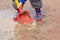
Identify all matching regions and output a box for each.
[0,0,60,40]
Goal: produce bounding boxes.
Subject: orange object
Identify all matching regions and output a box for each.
[16,11,34,24]
[16,6,34,24]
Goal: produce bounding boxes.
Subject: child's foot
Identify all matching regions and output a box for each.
[35,8,42,21]
[35,15,42,21]
[13,17,17,21]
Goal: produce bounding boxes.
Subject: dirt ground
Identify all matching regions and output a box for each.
[0,0,60,40]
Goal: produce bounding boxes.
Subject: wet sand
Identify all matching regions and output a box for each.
[0,0,60,40]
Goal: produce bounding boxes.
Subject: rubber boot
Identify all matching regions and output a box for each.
[35,8,42,21]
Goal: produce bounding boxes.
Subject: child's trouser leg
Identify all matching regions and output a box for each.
[30,0,42,8]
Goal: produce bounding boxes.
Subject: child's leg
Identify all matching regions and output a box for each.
[12,0,18,10]
[35,8,42,21]
[30,0,42,21]
[12,0,18,21]
[13,10,19,21]
[35,8,41,15]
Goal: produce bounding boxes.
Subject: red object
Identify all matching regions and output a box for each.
[18,6,23,13]
[16,11,34,24]
[13,17,17,21]
[36,18,42,21]
[16,6,34,24]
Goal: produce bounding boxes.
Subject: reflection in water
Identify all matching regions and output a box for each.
[11,20,46,40]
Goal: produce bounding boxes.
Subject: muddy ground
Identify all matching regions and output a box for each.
[0,0,60,40]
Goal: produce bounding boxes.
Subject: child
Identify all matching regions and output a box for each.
[12,0,42,21]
